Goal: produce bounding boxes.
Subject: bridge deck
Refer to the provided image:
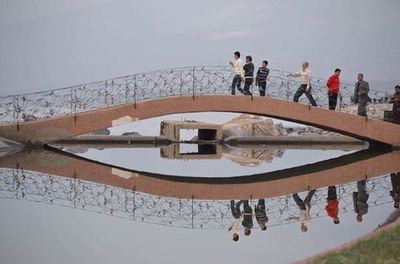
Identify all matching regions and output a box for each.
[0,95,399,147]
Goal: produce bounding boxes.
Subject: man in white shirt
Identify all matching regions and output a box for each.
[288,190,316,232]
[229,51,244,95]
[289,62,317,106]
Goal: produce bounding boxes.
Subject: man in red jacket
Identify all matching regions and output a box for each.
[326,68,341,110]
[326,186,340,224]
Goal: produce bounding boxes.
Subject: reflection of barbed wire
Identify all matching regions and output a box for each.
[0,66,389,124]
[0,168,394,230]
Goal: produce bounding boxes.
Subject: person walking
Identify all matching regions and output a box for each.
[255,60,270,97]
[242,55,254,96]
[325,186,340,224]
[353,180,369,222]
[326,68,341,110]
[390,172,400,209]
[229,51,243,95]
[289,62,317,106]
[254,199,268,230]
[288,190,316,232]
[229,200,243,241]
[354,73,370,116]
[389,85,400,124]
[241,200,253,236]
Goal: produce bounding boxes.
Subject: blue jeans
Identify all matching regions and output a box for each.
[231,75,242,95]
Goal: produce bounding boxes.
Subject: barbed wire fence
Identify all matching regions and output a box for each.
[0,168,394,230]
[0,66,391,125]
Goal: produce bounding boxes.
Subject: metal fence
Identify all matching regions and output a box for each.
[0,168,394,230]
[0,66,389,124]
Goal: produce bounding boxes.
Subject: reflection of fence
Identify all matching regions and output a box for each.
[0,168,394,230]
[0,66,388,124]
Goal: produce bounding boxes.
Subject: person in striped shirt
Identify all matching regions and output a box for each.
[255,60,270,97]
[254,199,268,230]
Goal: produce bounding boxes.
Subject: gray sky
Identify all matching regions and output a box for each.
[1,0,399,95]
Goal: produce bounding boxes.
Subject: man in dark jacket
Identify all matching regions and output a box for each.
[353,180,369,222]
[241,200,253,236]
[390,172,400,209]
[354,73,370,116]
[242,55,254,96]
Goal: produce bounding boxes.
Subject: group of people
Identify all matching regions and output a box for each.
[229,51,400,121]
[228,175,400,242]
[229,199,268,241]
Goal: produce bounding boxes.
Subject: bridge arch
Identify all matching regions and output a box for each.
[1,95,399,147]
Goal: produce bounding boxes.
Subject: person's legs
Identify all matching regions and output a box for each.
[328,93,338,110]
[293,85,305,102]
[304,87,317,106]
[257,199,266,209]
[358,100,367,116]
[327,186,337,200]
[293,193,306,210]
[243,79,253,95]
[230,200,240,218]
[231,75,241,95]
[259,82,266,96]
[304,189,316,204]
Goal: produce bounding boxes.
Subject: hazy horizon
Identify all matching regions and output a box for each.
[1,0,399,95]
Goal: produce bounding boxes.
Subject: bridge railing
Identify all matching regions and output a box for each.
[0,66,389,124]
[0,168,394,230]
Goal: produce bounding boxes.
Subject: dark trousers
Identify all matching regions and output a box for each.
[243,78,253,95]
[293,84,317,106]
[357,97,369,116]
[231,75,242,95]
[293,190,316,210]
[258,82,266,96]
[327,186,337,200]
[242,200,253,229]
[328,92,338,110]
[230,200,243,219]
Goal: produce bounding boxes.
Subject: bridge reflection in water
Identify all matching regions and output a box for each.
[0,148,399,230]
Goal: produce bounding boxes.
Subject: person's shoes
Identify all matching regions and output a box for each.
[238,88,244,94]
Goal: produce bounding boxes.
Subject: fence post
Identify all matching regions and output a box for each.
[133,75,137,109]
[125,77,129,104]
[286,79,291,100]
[73,87,77,124]
[192,67,195,100]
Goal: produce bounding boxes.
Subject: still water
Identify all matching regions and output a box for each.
[0,142,399,264]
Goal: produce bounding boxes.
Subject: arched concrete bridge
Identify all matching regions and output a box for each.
[0,66,398,147]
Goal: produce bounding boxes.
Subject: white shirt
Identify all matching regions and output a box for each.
[231,58,243,76]
[291,68,311,87]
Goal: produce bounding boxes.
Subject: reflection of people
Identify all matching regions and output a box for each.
[325,186,340,224]
[229,200,243,241]
[229,51,243,95]
[389,85,400,124]
[255,60,270,97]
[289,62,317,106]
[254,199,268,230]
[288,190,316,232]
[353,180,369,222]
[354,73,370,116]
[390,173,400,209]
[326,68,341,110]
[242,56,254,96]
[242,200,253,236]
